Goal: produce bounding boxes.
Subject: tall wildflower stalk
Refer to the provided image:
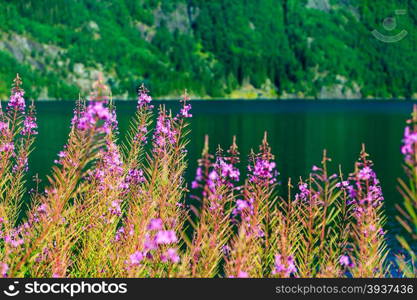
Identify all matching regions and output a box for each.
[225,133,279,278]
[0,75,38,279]
[123,84,154,172]
[397,105,417,277]
[4,78,112,277]
[70,106,125,277]
[0,76,416,278]
[267,178,300,278]
[347,145,387,277]
[111,92,191,277]
[99,85,154,277]
[182,136,239,277]
[0,75,37,228]
[294,151,348,277]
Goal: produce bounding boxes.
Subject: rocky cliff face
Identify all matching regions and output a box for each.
[0,1,204,99]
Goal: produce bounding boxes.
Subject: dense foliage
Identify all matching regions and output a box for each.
[0,75,416,278]
[0,0,416,99]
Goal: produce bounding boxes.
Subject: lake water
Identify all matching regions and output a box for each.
[29,100,415,255]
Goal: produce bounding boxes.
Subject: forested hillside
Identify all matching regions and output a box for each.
[0,0,416,99]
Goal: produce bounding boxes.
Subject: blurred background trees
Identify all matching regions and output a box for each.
[0,0,416,100]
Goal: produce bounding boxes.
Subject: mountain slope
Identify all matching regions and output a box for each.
[0,0,416,99]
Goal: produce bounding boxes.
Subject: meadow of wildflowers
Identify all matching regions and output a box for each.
[0,75,416,278]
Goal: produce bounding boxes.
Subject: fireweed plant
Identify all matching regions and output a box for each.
[397,105,417,277]
[0,75,416,278]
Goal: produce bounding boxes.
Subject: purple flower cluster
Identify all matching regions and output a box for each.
[76,101,114,133]
[232,196,265,238]
[218,143,241,186]
[70,99,84,129]
[357,166,373,181]
[248,158,277,185]
[129,251,144,266]
[247,134,278,186]
[206,170,218,193]
[294,164,340,205]
[153,111,177,153]
[135,124,148,144]
[191,167,203,189]
[217,158,240,183]
[147,218,163,231]
[401,126,417,165]
[339,255,354,268]
[109,200,122,217]
[12,156,28,173]
[125,168,145,186]
[176,93,192,119]
[201,155,240,195]
[37,203,48,214]
[0,76,37,177]
[233,199,253,216]
[152,94,192,153]
[0,262,8,278]
[346,149,385,240]
[295,182,310,202]
[179,103,192,118]
[137,89,153,109]
[335,180,349,189]
[229,270,249,278]
[192,147,240,213]
[91,140,124,187]
[160,248,180,263]
[349,164,383,209]
[0,84,38,173]
[131,86,153,146]
[155,230,178,245]
[0,142,14,153]
[4,234,24,247]
[0,121,9,133]
[21,114,37,136]
[53,150,68,165]
[272,254,297,277]
[114,226,130,242]
[8,90,25,112]
[128,218,180,267]
[83,136,130,223]
[0,218,28,249]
